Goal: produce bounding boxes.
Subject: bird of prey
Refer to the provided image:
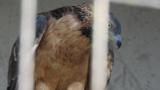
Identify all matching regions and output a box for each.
[7,4,122,90]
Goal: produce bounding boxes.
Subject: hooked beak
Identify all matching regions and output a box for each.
[116,40,122,48]
[115,34,122,48]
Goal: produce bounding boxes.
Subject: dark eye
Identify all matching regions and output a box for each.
[108,23,112,29]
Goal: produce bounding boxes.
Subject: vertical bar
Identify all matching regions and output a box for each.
[91,0,109,90]
[18,0,37,90]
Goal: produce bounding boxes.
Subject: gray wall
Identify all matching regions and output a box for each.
[0,0,20,89]
[0,0,160,90]
[110,4,160,90]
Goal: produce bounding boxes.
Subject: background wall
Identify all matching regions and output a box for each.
[109,4,160,90]
[111,0,160,9]
[0,0,160,90]
[0,0,20,89]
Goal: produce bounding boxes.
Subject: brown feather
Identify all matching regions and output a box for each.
[34,4,114,90]
[35,14,91,90]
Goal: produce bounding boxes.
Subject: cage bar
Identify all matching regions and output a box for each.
[18,0,37,90]
[91,0,109,90]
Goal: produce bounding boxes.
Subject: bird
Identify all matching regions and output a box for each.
[7,3,122,90]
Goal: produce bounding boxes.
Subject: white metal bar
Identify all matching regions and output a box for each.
[18,0,37,90]
[91,0,109,90]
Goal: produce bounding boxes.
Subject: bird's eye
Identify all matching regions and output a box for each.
[108,23,112,29]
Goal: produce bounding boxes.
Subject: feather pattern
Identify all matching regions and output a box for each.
[7,4,121,90]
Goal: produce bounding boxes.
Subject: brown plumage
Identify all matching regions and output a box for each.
[35,4,92,90]
[7,4,117,90]
[34,4,114,89]
[35,14,91,90]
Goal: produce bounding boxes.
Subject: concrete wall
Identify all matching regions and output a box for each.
[109,3,160,90]
[0,0,20,89]
[0,0,160,90]
[111,0,160,9]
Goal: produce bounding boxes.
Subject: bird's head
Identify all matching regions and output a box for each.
[108,13,122,49]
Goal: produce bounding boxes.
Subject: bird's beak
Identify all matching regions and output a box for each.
[116,40,122,48]
[115,35,122,48]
